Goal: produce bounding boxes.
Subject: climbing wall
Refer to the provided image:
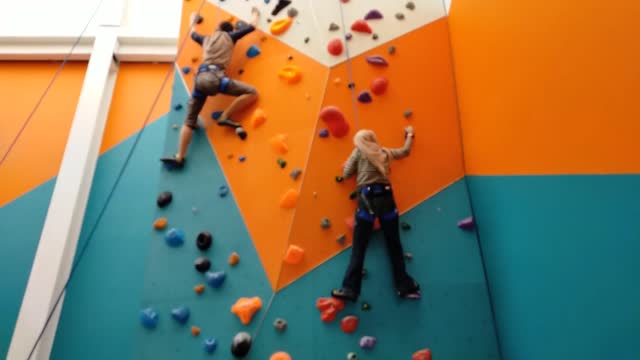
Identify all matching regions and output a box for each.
[134,0,500,359]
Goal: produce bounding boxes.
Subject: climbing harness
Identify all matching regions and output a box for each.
[195,64,232,94]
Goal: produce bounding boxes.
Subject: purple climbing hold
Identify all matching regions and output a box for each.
[358,91,373,103]
[366,55,389,66]
[319,128,330,138]
[165,228,185,247]
[140,308,159,328]
[211,111,223,120]
[204,338,218,353]
[182,66,191,75]
[364,9,383,20]
[458,216,475,230]
[205,271,226,288]
[360,336,377,350]
[239,156,247,162]
[171,306,190,324]
[345,33,353,41]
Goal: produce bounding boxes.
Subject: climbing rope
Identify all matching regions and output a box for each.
[0,0,108,168]
[337,0,362,131]
[22,1,208,358]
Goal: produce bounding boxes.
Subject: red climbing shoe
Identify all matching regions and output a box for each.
[331,288,358,302]
[160,156,185,170]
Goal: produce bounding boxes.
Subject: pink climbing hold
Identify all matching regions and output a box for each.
[358,91,373,103]
[319,106,350,138]
[458,216,475,230]
[370,77,389,96]
[351,19,372,34]
[328,38,344,56]
[366,55,389,66]
[364,9,383,20]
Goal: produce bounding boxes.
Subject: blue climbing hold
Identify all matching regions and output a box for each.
[205,271,226,288]
[211,111,223,120]
[239,156,247,162]
[219,185,229,198]
[319,128,330,138]
[174,104,183,111]
[140,308,159,329]
[204,338,218,353]
[265,0,271,3]
[171,306,190,324]
[246,45,261,58]
[358,91,373,103]
[165,228,185,247]
[182,66,191,75]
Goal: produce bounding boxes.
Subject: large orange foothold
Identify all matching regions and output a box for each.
[412,349,433,360]
[370,77,389,96]
[251,108,267,129]
[270,134,289,154]
[231,297,263,325]
[284,245,304,264]
[280,189,299,209]
[316,297,345,322]
[319,106,350,138]
[270,17,293,35]
[191,326,201,336]
[153,217,167,230]
[194,284,205,294]
[270,352,292,360]
[341,315,359,333]
[328,38,344,56]
[278,65,303,84]
[351,19,372,34]
[228,252,240,266]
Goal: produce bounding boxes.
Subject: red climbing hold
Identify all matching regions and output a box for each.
[351,19,372,34]
[412,349,433,360]
[316,297,345,322]
[328,38,344,56]
[340,315,359,333]
[319,106,350,138]
[371,77,389,96]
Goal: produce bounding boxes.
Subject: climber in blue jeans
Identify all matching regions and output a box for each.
[332,127,421,302]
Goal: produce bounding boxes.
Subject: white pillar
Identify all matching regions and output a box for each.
[7,3,123,359]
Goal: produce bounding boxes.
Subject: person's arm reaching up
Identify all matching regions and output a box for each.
[343,148,360,179]
[388,126,415,160]
[229,7,260,43]
[189,13,205,46]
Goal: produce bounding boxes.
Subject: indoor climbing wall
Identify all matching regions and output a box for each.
[134,0,500,359]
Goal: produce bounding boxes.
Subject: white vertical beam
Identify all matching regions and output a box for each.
[6,2,123,359]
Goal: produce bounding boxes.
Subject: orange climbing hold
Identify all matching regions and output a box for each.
[191,326,201,336]
[278,65,302,84]
[231,297,263,325]
[194,284,205,294]
[153,217,167,230]
[280,189,299,209]
[351,19,373,34]
[228,252,240,266]
[283,245,304,265]
[270,134,289,154]
[270,352,292,360]
[270,17,293,35]
[250,108,267,129]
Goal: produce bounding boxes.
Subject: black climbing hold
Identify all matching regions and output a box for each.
[235,20,249,30]
[194,257,211,273]
[157,191,173,208]
[320,218,331,229]
[335,176,344,183]
[288,55,294,61]
[336,234,346,245]
[277,158,287,169]
[304,37,310,43]
[401,221,412,230]
[174,104,183,111]
[348,82,355,89]
[329,22,340,32]
[231,332,252,358]
[195,14,204,24]
[406,1,416,10]
[236,127,248,140]
[372,33,379,40]
[238,69,245,75]
[396,12,405,20]
[388,45,397,55]
[403,109,413,119]
[349,191,358,200]
[271,0,292,16]
[273,318,288,332]
[196,231,213,250]
[287,7,298,18]
[267,18,272,23]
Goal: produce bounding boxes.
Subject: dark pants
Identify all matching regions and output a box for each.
[341,184,416,295]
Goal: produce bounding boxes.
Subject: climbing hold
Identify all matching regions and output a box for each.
[153,217,168,230]
[336,175,344,182]
[191,326,201,337]
[181,66,191,74]
[361,302,371,311]
[235,20,249,31]
[406,1,416,10]
[388,45,397,55]
[267,18,272,23]
[351,19,372,34]
[274,318,288,332]
[235,127,247,141]
[140,308,159,329]
[277,158,287,169]
[219,185,229,198]
[341,315,359,333]
[320,218,332,229]
[329,22,340,31]
[370,77,389,96]
[171,306,190,324]
[319,128,330,138]
[328,38,344,56]
[364,9,383,20]
[231,332,252,358]
[280,189,299,209]
[270,134,289,154]
[313,192,318,198]
[271,0,291,16]
[205,271,226,289]
[304,37,310,43]
[287,7,298,18]
[174,103,183,111]
[348,82,356,89]
[270,17,293,35]
[401,221,412,230]
[283,245,304,264]
[360,336,377,350]
[336,234,346,245]
[396,12,405,20]
[191,56,199,63]
[372,33,379,40]
[246,44,261,58]
[211,111,223,120]
[239,156,247,162]
[231,297,263,325]
[227,154,234,160]
[404,252,414,262]
[319,106,350,138]
[357,91,372,103]
[172,124,179,129]
[192,207,198,214]
[290,168,302,180]
[458,216,475,230]
[349,191,358,200]
[194,14,203,24]
[412,349,433,360]
[238,69,245,75]
[270,351,292,360]
[165,228,185,247]
[228,252,240,266]
[156,191,172,208]
[366,55,389,66]
[347,352,358,360]
[194,257,211,273]
[194,284,205,294]
[278,65,302,84]
[203,338,218,354]
[316,297,345,322]
[345,33,353,41]
[340,0,349,3]
[196,231,212,251]
[404,109,414,118]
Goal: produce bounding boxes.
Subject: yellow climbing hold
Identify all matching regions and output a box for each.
[251,108,267,129]
[278,65,302,84]
[270,17,293,35]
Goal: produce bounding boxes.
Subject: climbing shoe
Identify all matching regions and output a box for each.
[397,282,422,300]
[217,118,242,128]
[331,288,358,302]
[160,156,185,170]
[235,127,248,141]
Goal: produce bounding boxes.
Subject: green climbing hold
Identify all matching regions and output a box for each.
[277,158,287,169]
[347,352,358,360]
[401,221,412,230]
[349,191,358,200]
[336,176,344,183]
[361,302,371,311]
[404,109,413,119]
